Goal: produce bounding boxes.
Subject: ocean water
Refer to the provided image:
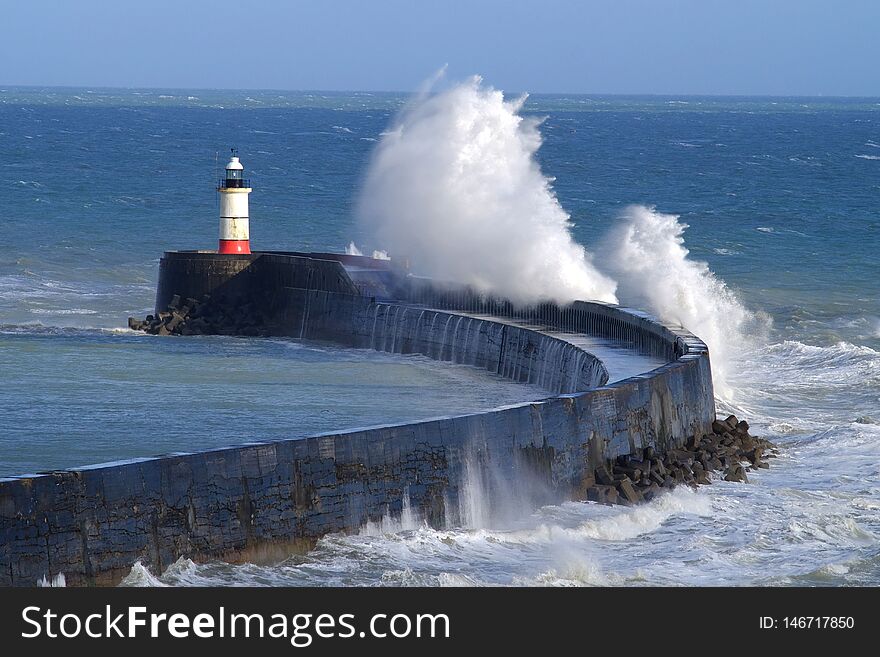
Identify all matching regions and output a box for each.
[2,87,878,586]
[0,330,551,476]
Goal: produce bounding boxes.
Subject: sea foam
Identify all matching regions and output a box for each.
[357,76,766,396]
[357,75,618,306]
[598,205,767,398]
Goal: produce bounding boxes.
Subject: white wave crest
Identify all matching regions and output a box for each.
[345,241,390,261]
[570,487,713,541]
[37,572,67,587]
[357,74,618,306]
[598,205,767,397]
[755,340,878,384]
[118,560,169,587]
[29,307,98,315]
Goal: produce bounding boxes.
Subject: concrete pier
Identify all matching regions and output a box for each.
[0,251,715,586]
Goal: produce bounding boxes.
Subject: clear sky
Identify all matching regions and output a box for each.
[3,0,879,95]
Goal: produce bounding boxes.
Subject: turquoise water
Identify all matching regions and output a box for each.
[0,328,549,476]
[2,87,879,586]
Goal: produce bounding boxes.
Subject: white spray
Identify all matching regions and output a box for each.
[598,205,766,397]
[356,75,764,397]
[356,75,618,306]
[345,241,390,260]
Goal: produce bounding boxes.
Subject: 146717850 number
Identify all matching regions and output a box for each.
[783,617,854,629]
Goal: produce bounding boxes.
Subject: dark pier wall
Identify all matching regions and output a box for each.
[154,251,360,314]
[0,252,715,586]
[267,289,609,394]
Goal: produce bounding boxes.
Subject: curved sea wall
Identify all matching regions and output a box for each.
[155,252,610,393]
[0,252,714,586]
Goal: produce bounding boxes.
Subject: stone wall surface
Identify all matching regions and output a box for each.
[0,252,715,586]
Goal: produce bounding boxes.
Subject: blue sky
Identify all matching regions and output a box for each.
[3,0,879,95]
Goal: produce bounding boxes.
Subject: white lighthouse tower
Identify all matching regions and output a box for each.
[217,149,252,254]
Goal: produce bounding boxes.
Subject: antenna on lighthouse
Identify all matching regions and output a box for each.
[217,149,252,254]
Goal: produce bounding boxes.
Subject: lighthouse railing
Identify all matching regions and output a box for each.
[217,178,251,190]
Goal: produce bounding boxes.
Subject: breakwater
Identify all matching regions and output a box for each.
[0,251,715,586]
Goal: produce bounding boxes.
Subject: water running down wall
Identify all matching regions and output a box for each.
[0,252,714,585]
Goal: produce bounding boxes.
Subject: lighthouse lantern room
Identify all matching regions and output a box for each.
[217,149,252,254]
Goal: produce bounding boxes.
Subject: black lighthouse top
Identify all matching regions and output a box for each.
[218,148,250,189]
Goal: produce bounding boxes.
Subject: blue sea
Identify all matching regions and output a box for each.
[2,87,878,586]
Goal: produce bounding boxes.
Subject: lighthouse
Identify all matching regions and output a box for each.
[217,149,252,254]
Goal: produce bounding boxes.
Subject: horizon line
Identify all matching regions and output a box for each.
[2,83,879,100]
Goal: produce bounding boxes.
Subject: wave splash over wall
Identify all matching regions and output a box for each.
[600,205,766,397]
[356,75,618,306]
[357,75,765,397]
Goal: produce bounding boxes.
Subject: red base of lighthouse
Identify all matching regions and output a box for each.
[218,240,251,255]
